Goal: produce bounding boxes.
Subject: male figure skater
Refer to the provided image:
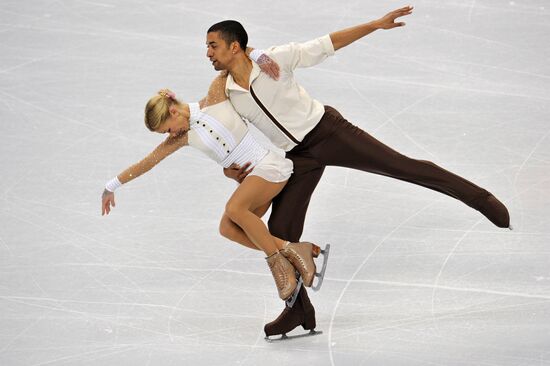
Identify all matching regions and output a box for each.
[206,6,510,339]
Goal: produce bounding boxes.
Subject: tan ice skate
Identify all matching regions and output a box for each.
[266,251,297,300]
[281,242,330,291]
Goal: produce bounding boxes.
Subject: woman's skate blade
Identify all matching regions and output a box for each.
[264,329,322,342]
[311,244,330,292]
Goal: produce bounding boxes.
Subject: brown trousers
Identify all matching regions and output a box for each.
[267,105,489,242]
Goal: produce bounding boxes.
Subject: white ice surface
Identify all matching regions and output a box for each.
[1,1,549,365]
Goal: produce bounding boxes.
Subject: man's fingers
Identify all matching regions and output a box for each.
[391,11,410,20]
[397,5,413,12]
[391,6,413,18]
[238,168,253,182]
[102,199,108,215]
[238,166,253,181]
[398,8,413,16]
[239,162,252,172]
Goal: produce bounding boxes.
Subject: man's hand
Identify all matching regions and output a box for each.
[223,162,253,183]
[376,6,413,30]
[330,6,414,51]
[102,189,116,215]
[257,54,280,80]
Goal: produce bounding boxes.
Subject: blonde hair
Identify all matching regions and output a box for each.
[144,89,179,132]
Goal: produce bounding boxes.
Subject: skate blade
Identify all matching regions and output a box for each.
[311,244,330,292]
[285,275,303,308]
[264,329,322,343]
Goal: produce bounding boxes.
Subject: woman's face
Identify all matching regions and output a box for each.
[157,106,186,137]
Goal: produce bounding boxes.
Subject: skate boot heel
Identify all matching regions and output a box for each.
[282,242,317,287]
[264,287,323,342]
[312,244,321,258]
[301,311,322,337]
[282,242,331,291]
[471,193,510,228]
[302,310,316,331]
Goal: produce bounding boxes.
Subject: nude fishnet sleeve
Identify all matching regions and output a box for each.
[117,134,187,185]
[202,72,229,108]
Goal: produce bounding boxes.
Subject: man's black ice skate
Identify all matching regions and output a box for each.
[470,192,511,229]
[264,285,321,342]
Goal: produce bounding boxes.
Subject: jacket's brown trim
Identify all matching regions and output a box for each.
[250,85,300,144]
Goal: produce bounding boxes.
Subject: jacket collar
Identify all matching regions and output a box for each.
[225,61,261,94]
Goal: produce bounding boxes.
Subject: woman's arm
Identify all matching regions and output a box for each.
[203,72,229,107]
[120,135,187,182]
[118,133,187,184]
[101,133,187,215]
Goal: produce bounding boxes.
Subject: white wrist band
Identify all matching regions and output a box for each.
[249,49,265,63]
[105,177,122,192]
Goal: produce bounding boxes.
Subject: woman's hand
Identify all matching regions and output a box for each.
[247,48,280,80]
[257,54,280,80]
[102,189,116,215]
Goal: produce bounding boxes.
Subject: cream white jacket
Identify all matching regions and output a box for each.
[225,35,335,151]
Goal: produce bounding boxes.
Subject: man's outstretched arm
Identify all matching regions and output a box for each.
[330,6,413,51]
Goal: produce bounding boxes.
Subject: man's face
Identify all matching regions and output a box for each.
[206,31,234,71]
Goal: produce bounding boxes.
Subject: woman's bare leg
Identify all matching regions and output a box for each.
[219,214,260,250]
[220,202,287,250]
[224,176,288,256]
[220,213,286,250]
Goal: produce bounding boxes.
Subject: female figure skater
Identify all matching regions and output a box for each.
[101,74,326,301]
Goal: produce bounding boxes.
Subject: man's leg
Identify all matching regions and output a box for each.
[309,106,509,227]
[264,284,316,339]
[264,156,325,338]
[268,156,325,242]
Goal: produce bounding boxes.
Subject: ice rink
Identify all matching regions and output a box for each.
[1,0,549,365]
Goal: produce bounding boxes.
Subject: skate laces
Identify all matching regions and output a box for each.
[268,254,289,290]
[284,245,306,271]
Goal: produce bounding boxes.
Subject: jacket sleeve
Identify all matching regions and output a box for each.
[269,35,335,72]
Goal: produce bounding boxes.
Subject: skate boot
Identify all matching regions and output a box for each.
[282,242,330,291]
[264,286,321,342]
[266,251,297,300]
[470,192,510,229]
